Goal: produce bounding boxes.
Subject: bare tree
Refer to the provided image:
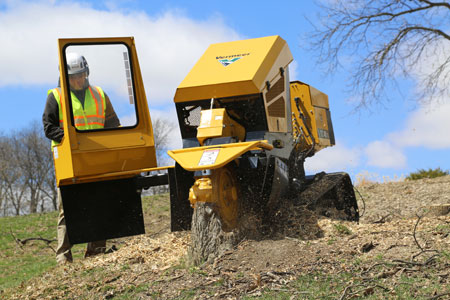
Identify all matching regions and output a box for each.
[147,117,177,194]
[0,137,27,215]
[0,136,6,215]
[41,167,57,211]
[152,116,176,166]
[309,0,450,109]
[11,123,54,214]
[0,122,56,216]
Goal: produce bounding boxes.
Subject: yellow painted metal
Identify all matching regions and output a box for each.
[188,165,239,231]
[211,165,239,231]
[174,36,293,102]
[289,81,334,152]
[167,141,273,171]
[197,108,246,146]
[188,177,212,206]
[53,37,157,186]
[64,165,173,185]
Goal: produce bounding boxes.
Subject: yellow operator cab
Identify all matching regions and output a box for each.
[54,37,168,244]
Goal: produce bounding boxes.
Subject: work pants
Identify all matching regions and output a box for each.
[55,189,106,264]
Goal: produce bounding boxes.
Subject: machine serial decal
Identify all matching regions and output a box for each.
[198,149,220,166]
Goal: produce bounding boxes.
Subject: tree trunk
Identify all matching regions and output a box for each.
[188,202,240,266]
[29,189,38,214]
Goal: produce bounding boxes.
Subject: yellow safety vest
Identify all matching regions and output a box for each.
[47,86,106,147]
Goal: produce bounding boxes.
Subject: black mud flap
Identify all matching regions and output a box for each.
[298,172,359,222]
[60,177,145,244]
[169,163,194,231]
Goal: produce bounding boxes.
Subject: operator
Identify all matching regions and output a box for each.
[42,52,120,265]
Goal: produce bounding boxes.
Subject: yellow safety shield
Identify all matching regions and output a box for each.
[167,140,273,171]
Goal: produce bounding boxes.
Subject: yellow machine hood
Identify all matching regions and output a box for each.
[174,35,293,102]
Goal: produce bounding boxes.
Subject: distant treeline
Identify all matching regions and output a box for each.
[0,118,175,217]
[0,121,57,216]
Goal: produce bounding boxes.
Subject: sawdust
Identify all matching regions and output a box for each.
[6,175,450,299]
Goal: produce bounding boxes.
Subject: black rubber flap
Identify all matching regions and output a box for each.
[60,177,145,244]
[169,164,194,232]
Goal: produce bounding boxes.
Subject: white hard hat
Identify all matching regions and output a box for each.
[66,52,89,75]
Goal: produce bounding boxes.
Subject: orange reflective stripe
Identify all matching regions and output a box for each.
[73,115,104,119]
[74,115,104,124]
[95,86,104,114]
[73,122,104,127]
[88,87,100,116]
[85,114,105,119]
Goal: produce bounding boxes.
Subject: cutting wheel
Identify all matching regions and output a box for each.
[211,164,240,231]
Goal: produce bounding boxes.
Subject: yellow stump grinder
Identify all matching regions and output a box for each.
[51,36,358,246]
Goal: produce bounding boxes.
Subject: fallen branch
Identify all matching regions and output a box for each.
[360,262,394,276]
[17,237,57,245]
[339,283,367,300]
[409,213,441,260]
[427,292,450,300]
[154,274,184,283]
[413,213,424,251]
[354,187,366,218]
[10,228,56,253]
[393,254,438,267]
[373,213,391,224]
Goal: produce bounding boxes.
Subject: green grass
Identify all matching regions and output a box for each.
[2,193,448,299]
[241,271,450,300]
[406,167,449,180]
[333,223,352,235]
[0,194,169,293]
[0,211,85,291]
[142,193,170,215]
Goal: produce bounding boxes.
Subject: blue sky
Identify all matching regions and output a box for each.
[1,0,449,182]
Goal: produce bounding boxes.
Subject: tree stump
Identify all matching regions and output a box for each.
[424,204,450,216]
[188,202,240,265]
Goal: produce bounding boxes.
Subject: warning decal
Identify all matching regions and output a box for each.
[198,149,220,166]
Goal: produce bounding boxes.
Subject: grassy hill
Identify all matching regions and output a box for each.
[0,211,86,291]
[1,181,449,299]
[0,194,170,295]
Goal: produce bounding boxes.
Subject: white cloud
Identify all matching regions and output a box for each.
[388,102,450,149]
[365,140,406,169]
[305,142,362,173]
[0,1,242,104]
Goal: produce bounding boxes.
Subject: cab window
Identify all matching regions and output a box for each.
[64,44,137,131]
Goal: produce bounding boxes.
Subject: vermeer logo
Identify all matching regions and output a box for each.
[216,53,250,67]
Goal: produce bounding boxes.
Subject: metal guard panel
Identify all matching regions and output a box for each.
[167,141,273,171]
[61,177,145,244]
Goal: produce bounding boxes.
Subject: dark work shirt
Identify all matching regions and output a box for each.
[42,87,121,143]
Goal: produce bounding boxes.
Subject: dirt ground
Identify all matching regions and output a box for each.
[5,175,450,299]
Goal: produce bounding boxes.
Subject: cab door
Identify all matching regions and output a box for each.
[55,37,157,243]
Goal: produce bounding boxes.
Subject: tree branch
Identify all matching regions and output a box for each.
[309,0,450,107]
